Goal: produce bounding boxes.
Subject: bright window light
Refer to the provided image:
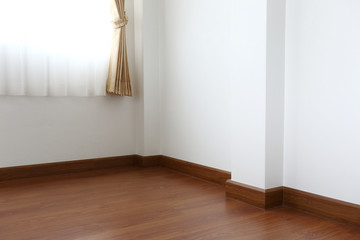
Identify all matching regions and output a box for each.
[0,0,113,96]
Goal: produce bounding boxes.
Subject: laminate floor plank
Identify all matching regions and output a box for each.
[0,167,359,240]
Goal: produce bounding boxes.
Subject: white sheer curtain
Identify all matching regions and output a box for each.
[0,0,112,96]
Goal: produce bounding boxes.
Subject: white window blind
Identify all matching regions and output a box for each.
[0,0,112,96]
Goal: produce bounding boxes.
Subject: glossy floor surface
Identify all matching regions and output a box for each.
[0,167,359,240]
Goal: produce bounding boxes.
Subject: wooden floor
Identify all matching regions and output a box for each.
[0,167,359,240]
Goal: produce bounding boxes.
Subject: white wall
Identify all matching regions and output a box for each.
[159,0,285,190]
[0,0,136,168]
[160,0,236,171]
[160,0,360,202]
[134,0,145,155]
[143,0,161,155]
[134,0,161,156]
[284,0,360,204]
[229,0,268,188]
[265,0,286,189]
[0,97,135,167]
[159,0,287,190]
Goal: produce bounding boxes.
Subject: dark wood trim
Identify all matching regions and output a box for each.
[2,154,359,227]
[226,180,265,208]
[226,180,283,209]
[135,155,162,167]
[0,155,136,182]
[283,187,360,227]
[160,156,231,185]
[0,155,230,185]
[265,186,283,208]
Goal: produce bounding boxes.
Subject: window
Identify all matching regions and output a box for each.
[0,0,112,96]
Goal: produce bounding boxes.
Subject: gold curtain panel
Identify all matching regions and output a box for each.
[106,0,132,96]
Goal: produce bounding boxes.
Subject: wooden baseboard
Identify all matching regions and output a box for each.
[0,155,230,185]
[2,155,359,228]
[0,155,136,182]
[226,180,283,209]
[266,186,284,208]
[160,156,231,185]
[283,187,360,227]
[135,155,162,167]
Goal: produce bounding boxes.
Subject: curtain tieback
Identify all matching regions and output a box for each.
[112,14,128,29]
